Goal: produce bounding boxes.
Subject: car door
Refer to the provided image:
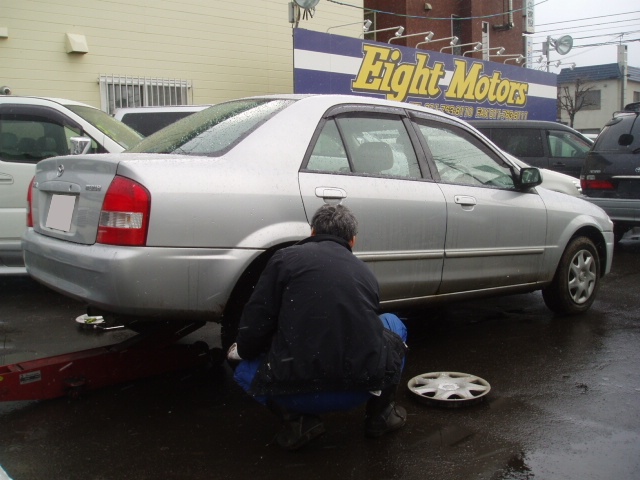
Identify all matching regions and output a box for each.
[546,128,592,178]
[411,114,548,294]
[298,107,447,305]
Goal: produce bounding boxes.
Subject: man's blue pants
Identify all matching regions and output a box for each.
[233,313,407,415]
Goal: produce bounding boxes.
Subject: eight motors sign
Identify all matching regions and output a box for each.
[293,29,558,121]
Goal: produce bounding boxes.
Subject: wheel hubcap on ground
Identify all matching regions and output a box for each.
[407,372,491,407]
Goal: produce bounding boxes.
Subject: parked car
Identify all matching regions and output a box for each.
[22,95,613,347]
[0,96,143,274]
[113,105,211,136]
[580,107,640,242]
[469,120,594,178]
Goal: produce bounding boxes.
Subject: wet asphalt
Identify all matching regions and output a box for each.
[1,233,639,480]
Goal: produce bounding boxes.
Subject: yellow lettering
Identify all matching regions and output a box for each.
[351,45,390,91]
[353,47,529,107]
[352,45,443,102]
[445,60,483,100]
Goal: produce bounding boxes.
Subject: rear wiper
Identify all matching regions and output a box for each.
[632,147,640,154]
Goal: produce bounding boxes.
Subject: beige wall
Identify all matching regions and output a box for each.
[0,0,363,109]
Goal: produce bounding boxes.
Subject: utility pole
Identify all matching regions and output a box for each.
[618,44,628,110]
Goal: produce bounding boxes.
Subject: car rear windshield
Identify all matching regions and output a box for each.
[594,113,640,151]
[64,104,143,150]
[127,99,296,156]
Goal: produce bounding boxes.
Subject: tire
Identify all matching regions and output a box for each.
[542,236,600,315]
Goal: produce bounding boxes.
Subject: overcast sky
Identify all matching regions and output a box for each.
[533,0,639,72]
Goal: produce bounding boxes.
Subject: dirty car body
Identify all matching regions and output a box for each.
[22,95,614,337]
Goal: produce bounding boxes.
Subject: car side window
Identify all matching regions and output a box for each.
[490,128,544,158]
[547,130,591,158]
[306,114,422,179]
[307,119,349,172]
[415,120,515,189]
[0,116,72,163]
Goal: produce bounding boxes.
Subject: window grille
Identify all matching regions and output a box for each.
[99,75,193,114]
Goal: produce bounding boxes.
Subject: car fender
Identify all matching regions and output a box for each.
[536,187,614,278]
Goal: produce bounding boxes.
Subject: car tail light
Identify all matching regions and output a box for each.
[580,178,615,190]
[26,176,35,227]
[97,176,151,246]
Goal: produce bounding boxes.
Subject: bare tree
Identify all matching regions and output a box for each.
[558,78,596,128]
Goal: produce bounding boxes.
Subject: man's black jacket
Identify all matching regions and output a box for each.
[235,234,405,396]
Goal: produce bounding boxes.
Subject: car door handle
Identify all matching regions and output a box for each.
[0,173,14,185]
[454,195,476,206]
[315,187,347,200]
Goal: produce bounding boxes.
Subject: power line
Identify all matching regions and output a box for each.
[531,28,640,43]
[537,10,640,27]
[326,0,550,21]
[535,17,640,35]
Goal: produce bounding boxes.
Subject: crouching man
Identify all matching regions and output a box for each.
[227,204,408,450]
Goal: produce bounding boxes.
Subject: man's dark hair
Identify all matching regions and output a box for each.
[311,204,358,242]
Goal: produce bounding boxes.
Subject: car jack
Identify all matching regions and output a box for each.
[0,320,212,402]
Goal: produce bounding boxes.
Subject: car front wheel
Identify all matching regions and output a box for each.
[542,236,600,315]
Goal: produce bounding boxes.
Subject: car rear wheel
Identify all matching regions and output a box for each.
[542,236,600,315]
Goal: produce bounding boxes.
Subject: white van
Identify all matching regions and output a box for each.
[113,105,211,136]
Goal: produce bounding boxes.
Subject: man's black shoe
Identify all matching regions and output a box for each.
[365,402,407,438]
[276,415,326,450]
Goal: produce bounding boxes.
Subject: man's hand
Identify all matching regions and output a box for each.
[227,342,242,362]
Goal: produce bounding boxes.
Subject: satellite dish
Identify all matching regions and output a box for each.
[294,0,320,8]
[554,35,573,55]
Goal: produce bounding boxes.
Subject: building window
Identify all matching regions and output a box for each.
[99,75,193,115]
[634,91,640,103]
[581,90,601,110]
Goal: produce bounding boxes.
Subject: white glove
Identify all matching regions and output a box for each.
[227,342,242,362]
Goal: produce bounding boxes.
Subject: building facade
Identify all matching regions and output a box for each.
[363,0,528,64]
[557,62,640,135]
[0,0,362,113]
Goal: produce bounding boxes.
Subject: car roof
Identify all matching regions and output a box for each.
[0,95,96,108]
[232,93,461,124]
[114,105,212,114]
[468,120,577,130]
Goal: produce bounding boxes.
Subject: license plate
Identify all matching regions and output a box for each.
[45,194,76,232]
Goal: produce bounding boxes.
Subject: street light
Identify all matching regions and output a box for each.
[388,31,434,44]
[416,35,458,49]
[441,41,481,54]
[464,46,505,57]
[326,19,372,33]
[359,26,404,38]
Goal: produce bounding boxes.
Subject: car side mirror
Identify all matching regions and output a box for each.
[70,136,92,155]
[517,167,542,189]
[618,134,634,146]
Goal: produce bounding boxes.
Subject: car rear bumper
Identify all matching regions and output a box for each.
[22,229,262,320]
[582,197,640,225]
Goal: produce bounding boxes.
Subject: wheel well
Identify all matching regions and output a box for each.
[571,226,608,277]
[220,242,296,349]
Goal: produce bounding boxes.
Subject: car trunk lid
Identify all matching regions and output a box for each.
[30,154,121,245]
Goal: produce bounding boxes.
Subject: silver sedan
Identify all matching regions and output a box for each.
[22,95,614,343]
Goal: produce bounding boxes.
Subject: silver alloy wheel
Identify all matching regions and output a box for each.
[568,249,597,304]
[407,372,491,407]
